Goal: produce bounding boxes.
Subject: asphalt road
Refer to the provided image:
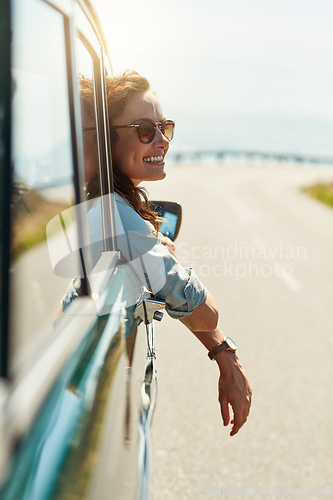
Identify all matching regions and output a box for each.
[145,162,333,500]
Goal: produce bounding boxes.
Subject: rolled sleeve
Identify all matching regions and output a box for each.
[115,193,207,318]
[157,259,207,319]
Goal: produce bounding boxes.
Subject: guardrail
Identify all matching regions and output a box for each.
[168,150,333,165]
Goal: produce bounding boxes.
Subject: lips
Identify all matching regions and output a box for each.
[143,155,164,163]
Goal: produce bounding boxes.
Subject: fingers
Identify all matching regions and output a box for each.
[233,392,252,435]
[220,399,230,427]
[230,411,246,436]
[217,355,252,436]
[161,236,177,257]
[219,382,252,436]
[220,404,244,436]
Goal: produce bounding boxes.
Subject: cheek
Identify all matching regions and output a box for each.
[111,136,146,178]
[112,137,135,162]
[111,144,125,170]
[112,149,137,179]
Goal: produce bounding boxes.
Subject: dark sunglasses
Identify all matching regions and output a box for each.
[111,120,175,143]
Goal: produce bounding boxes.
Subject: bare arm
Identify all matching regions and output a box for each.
[160,235,177,258]
[180,293,252,436]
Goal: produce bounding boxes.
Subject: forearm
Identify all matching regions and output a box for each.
[180,291,228,353]
[181,321,225,352]
[180,291,219,333]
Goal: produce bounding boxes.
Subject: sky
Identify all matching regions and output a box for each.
[93,0,333,158]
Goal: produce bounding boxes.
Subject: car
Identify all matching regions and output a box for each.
[0,0,181,498]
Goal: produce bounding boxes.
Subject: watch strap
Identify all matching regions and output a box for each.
[208,338,235,360]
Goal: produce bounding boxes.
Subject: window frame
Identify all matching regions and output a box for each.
[63,4,116,294]
[0,0,12,380]
[2,0,116,380]
[0,0,123,482]
[76,33,115,253]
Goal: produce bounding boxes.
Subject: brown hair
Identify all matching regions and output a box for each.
[79,72,161,230]
[80,76,96,120]
[105,71,161,231]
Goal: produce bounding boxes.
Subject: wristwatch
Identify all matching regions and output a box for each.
[208,337,237,360]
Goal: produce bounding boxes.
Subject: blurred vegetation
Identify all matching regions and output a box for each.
[12,185,71,261]
[303,182,333,209]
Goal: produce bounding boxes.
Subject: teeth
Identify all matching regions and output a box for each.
[144,156,163,162]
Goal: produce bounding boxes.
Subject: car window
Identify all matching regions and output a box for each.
[76,38,101,202]
[75,34,116,264]
[9,0,79,379]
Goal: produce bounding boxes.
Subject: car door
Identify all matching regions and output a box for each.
[0,0,157,498]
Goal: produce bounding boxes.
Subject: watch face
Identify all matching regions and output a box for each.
[225,337,237,351]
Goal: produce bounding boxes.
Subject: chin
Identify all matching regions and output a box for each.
[157,170,166,180]
[147,170,166,182]
[135,168,166,185]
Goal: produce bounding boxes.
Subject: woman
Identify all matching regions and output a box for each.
[80,71,252,436]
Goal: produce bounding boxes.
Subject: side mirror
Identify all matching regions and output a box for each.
[149,201,182,241]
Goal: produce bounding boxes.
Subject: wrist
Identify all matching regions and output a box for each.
[214,347,237,364]
[207,336,237,360]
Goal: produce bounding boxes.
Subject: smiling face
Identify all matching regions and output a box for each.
[110,91,170,186]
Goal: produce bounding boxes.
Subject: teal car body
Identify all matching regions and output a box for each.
[0,0,163,498]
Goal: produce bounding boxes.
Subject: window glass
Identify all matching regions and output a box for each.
[10,0,78,378]
[75,37,106,272]
[76,38,101,202]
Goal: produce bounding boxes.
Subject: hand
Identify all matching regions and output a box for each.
[145,220,177,258]
[160,235,177,258]
[216,350,252,436]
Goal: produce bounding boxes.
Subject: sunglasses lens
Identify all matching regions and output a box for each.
[162,121,175,141]
[138,122,155,143]
[137,121,175,143]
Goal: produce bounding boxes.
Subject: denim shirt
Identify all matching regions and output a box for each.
[62,193,207,319]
